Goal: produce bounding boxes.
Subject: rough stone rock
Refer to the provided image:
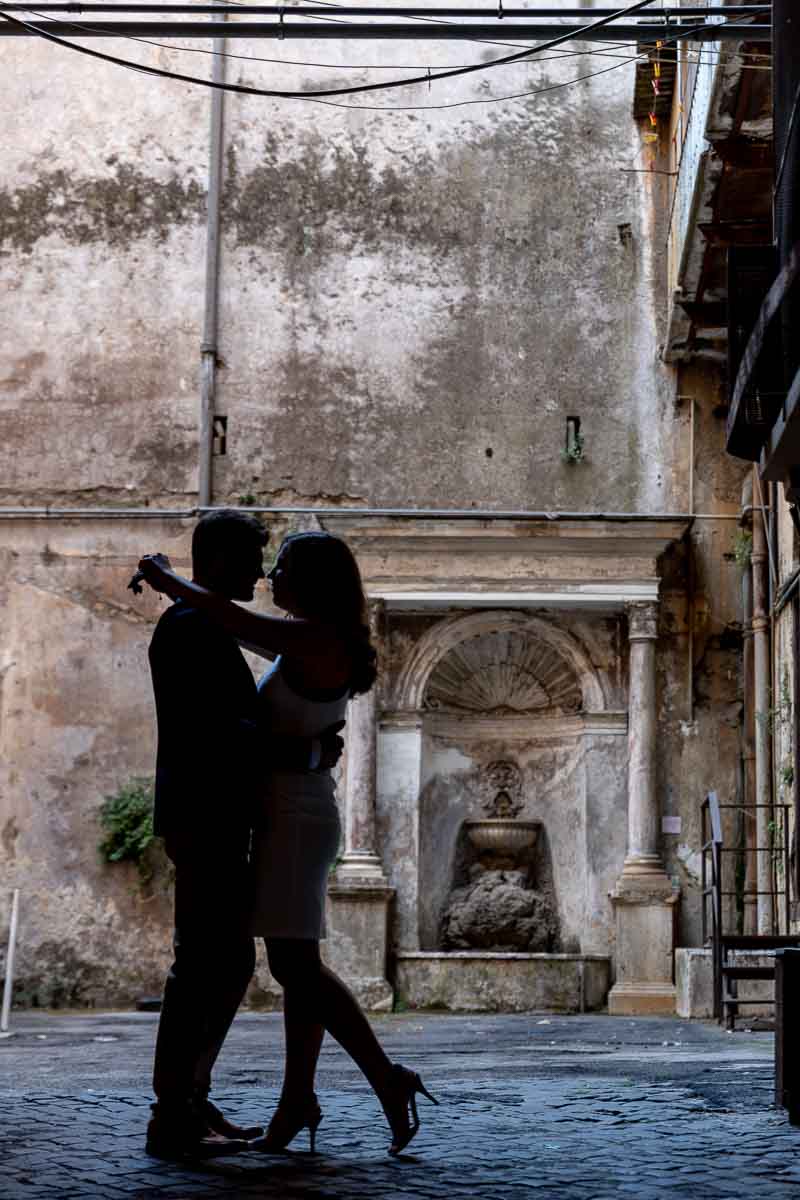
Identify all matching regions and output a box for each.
[440,869,558,952]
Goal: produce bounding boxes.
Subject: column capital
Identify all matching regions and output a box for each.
[626,600,658,642]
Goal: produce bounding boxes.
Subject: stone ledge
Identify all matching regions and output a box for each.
[394,952,611,1013]
[676,947,776,1019]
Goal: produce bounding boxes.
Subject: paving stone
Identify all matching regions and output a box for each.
[3,1013,800,1198]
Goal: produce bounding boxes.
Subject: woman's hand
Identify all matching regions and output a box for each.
[137,553,176,596]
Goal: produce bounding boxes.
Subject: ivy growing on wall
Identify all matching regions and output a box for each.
[97,778,169,891]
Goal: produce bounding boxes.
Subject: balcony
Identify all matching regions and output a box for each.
[657,9,773,362]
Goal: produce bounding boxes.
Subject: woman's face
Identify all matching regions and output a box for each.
[267,544,302,615]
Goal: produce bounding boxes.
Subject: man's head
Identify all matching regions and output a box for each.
[191,510,268,601]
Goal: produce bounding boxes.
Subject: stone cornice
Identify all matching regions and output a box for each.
[321,516,690,609]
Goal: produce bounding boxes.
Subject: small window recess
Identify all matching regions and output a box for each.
[562,415,584,464]
[213,415,228,457]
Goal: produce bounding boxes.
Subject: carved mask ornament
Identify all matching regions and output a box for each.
[480,760,524,818]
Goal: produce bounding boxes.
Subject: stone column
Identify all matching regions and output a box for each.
[608,600,678,1015]
[622,601,662,879]
[337,681,386,882]
[326,599,395,1011]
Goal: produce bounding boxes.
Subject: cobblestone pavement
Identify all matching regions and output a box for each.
[2,1011,799,1199]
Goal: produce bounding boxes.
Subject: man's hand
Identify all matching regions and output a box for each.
[317,720,345,771]
[137,553,175,595]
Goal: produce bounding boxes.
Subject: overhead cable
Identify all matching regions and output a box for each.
[0,0,671,99]
[0,2,766,105]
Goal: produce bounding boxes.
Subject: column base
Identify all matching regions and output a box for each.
[610,870,679,1017]
[325,878,395,1012]
[608,981,677,1016]
[334,851,388,884]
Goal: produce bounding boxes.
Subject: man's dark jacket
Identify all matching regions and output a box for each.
[149,600,260,841]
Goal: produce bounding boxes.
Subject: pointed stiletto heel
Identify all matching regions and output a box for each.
[382,1063,439,1156]
[249,1094,323,1154]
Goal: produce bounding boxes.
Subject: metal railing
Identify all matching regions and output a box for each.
[701,791,792,1021]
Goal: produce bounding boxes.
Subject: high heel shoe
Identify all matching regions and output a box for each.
[381,1063,439,1156]
[248,1094,323,1154]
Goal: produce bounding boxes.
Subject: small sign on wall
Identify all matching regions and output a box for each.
[662,816,682,835]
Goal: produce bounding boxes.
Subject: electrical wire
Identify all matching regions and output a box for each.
[4,0,636,69]
[4,0,773,68]
[2,6,765,73]
[0,2,766,106]
[293,8,766,109]
[0,0,669,98]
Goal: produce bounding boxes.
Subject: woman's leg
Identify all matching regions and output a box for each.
[266,938,392,1099]
[281,997,324,1104]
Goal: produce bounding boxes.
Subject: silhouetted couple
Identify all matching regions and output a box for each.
[135,511,436,1163]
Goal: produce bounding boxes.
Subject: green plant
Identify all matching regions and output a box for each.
[732,529,753,571]
[97,778,165,888]
[560,431,585,465]
[238,493,257,507]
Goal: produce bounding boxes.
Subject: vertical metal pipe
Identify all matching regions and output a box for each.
[742,546,757,935]
[198,14,227,508]
[687,396,695,722]
[793,589,800,918]
[752,468,774,934]
[784,800,791,934]
[1,889,20,1034]
[741,475,757,934]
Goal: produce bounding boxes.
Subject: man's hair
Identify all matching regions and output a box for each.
[191,509,267,572]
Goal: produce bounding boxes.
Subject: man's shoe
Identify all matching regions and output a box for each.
[201,1098,262,1141]
[146,1112,249,1161]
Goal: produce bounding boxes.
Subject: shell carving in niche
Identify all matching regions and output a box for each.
[424,630,581,714]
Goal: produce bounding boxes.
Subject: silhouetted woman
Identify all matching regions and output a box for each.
[137,531,437,1156]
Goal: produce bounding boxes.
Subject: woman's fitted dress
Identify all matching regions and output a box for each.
[249,656,349,940]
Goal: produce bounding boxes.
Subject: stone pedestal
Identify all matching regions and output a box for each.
[608,877,678,1014]
[325,879,394,1011]
[608,602,678,1015]
[328,601,394,1010]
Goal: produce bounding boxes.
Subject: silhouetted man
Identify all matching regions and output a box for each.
[141,510,342,1160]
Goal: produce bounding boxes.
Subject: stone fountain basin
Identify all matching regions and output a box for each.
[464,819,540,855]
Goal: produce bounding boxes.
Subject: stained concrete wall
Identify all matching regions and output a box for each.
[0,1,747,1004]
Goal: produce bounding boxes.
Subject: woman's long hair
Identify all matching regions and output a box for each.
[279,532,377,695]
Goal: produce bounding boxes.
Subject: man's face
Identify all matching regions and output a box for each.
[205,539,265,601]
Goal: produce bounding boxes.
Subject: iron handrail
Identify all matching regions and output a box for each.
[700,791,793,1023]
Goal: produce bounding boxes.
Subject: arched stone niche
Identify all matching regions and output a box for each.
[377,610,626,957]
[390,610,609,714]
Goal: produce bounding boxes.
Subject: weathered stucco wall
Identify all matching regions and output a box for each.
[0,522,188,1005]
[656,363,748,949]
[1,6,677,511]
[0,1,748,1005]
